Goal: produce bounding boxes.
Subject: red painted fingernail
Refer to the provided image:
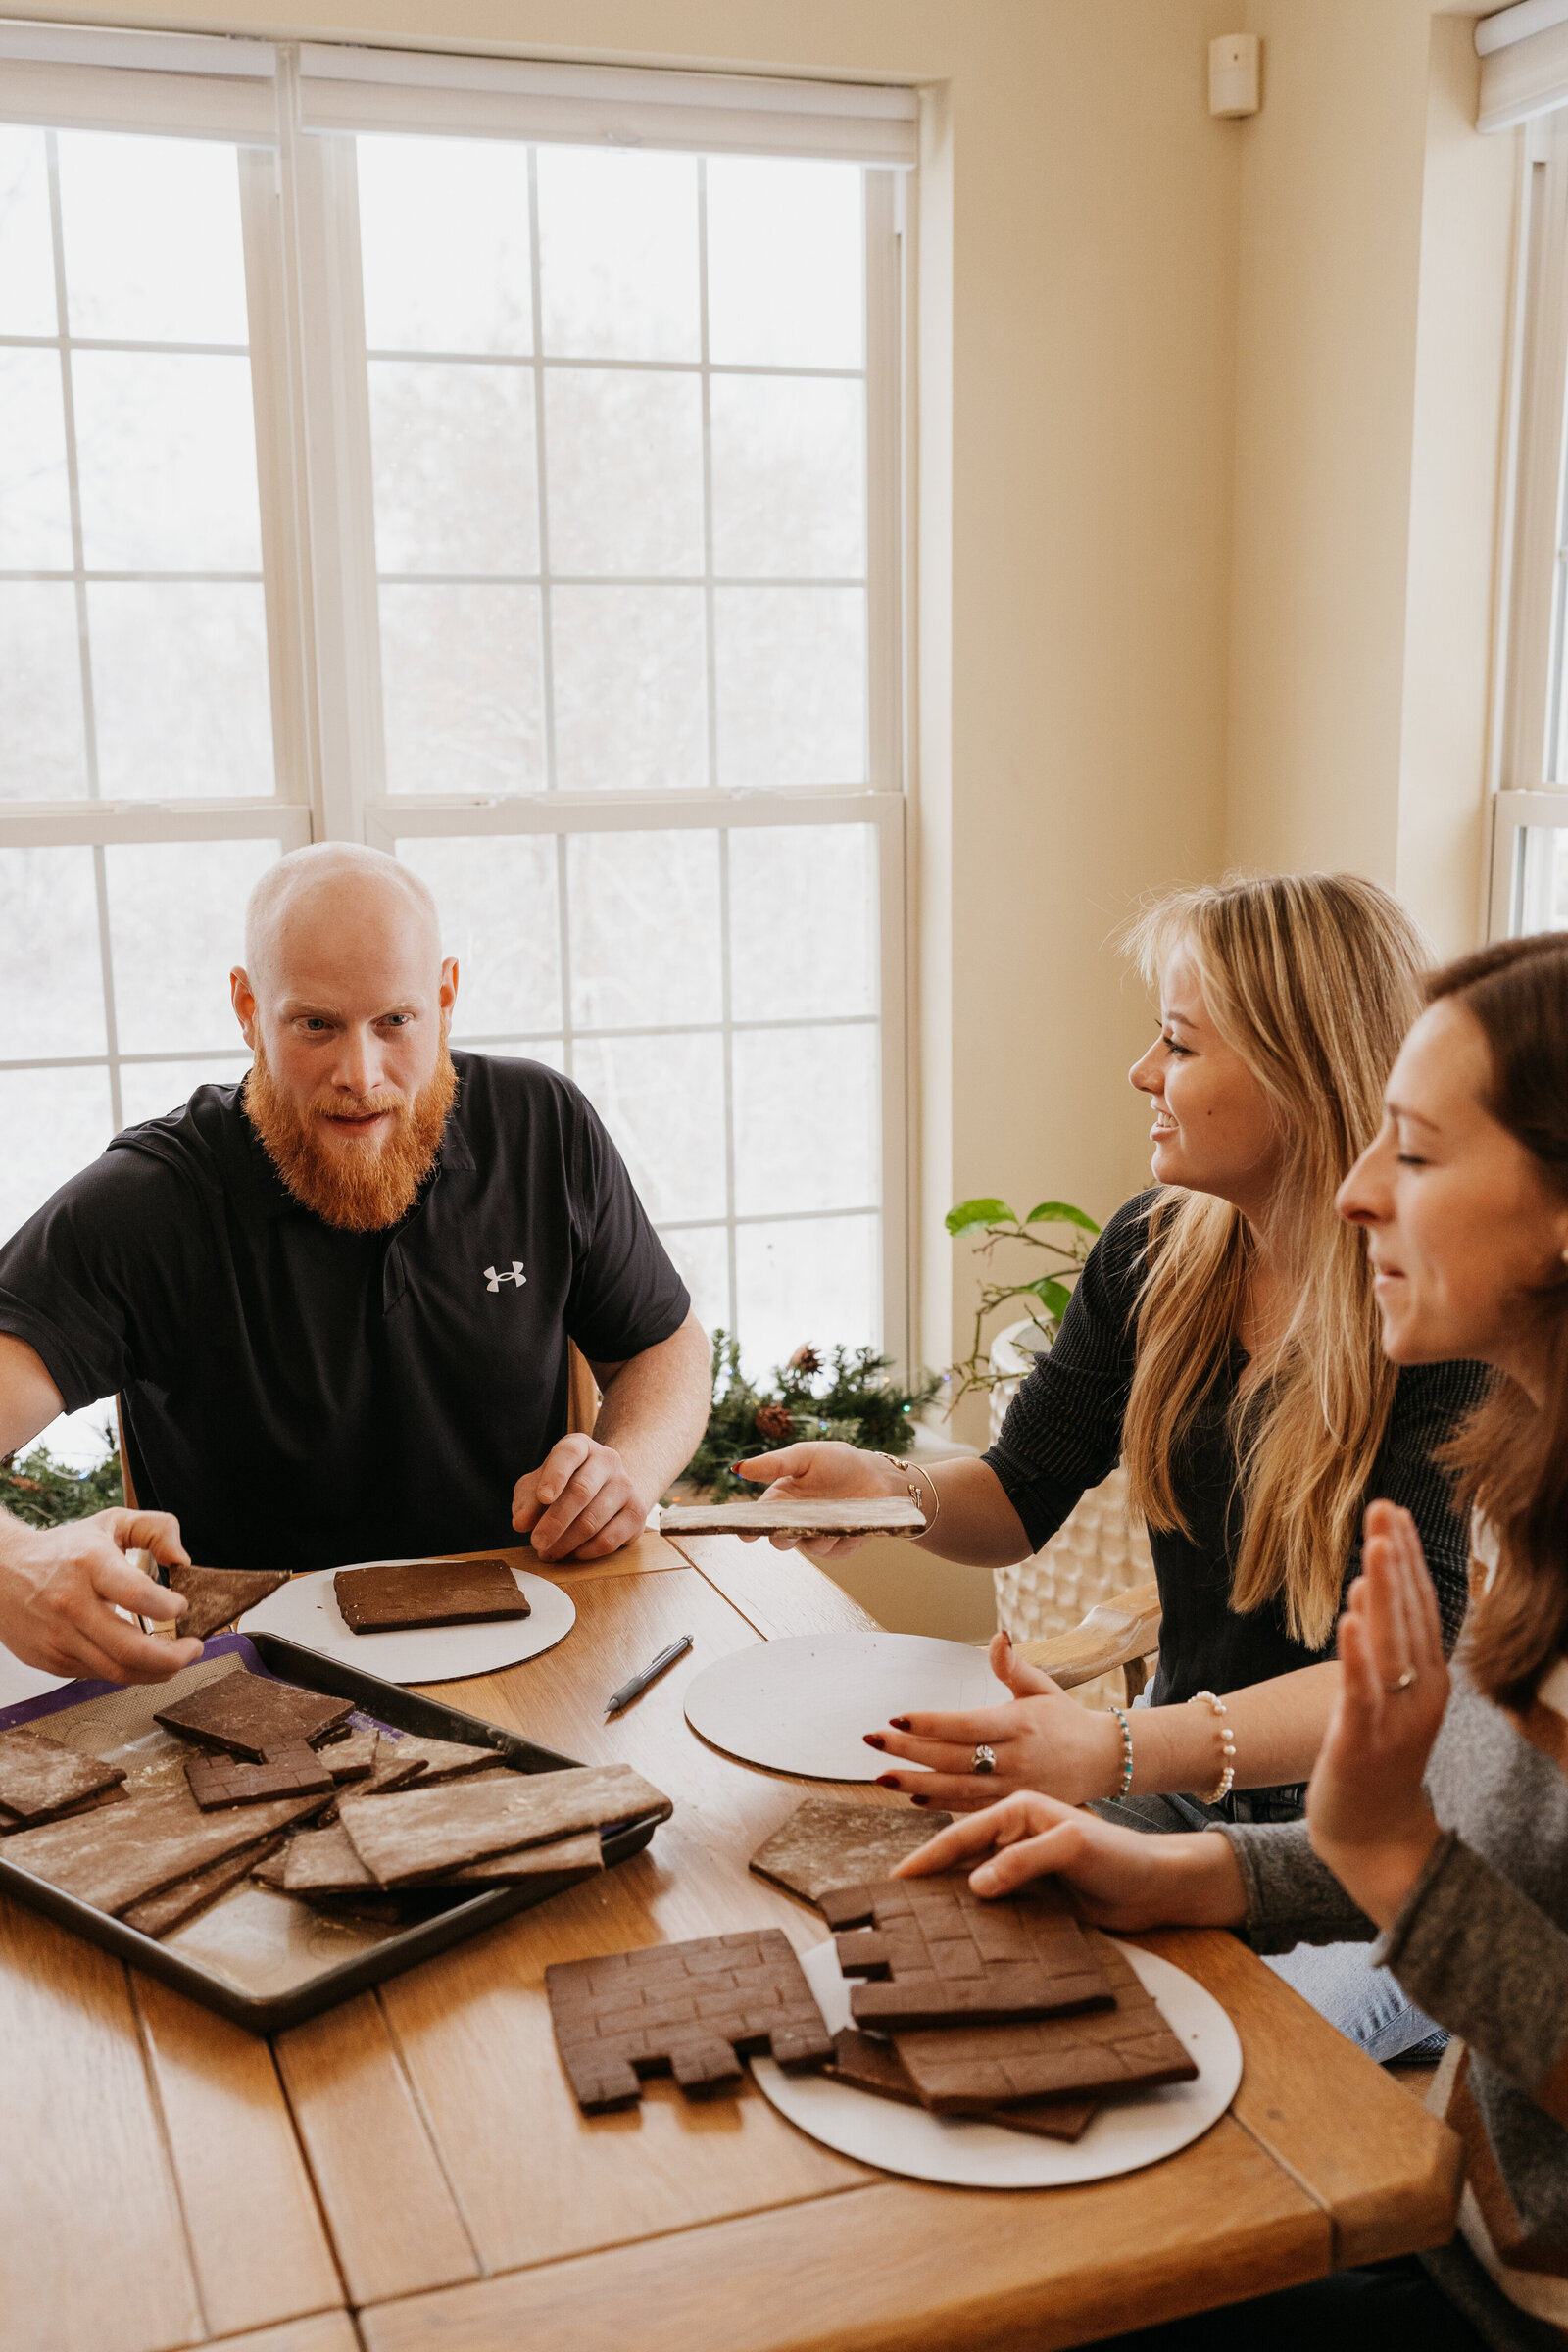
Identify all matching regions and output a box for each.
[875,1773,902,1789]
[863,1734,886,1750]
[910,1794,930,1807]
[889,1716,911,1732]
[1000,1627,1012,1647]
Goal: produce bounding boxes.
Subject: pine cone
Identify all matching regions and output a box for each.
[788,1345,821,1376]
[754,1400,796,1443]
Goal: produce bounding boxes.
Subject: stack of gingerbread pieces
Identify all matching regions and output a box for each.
[747,1799,1196,2141]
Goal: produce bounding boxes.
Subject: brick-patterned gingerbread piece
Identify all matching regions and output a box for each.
[547,1928,833,2112]
[185,1743,336,1810]
[892,1931,1197,2111]
[821,1872,1115,2030]
[827,2027,1100,2142]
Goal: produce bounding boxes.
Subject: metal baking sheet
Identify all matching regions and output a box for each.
[0,1631,662,2034]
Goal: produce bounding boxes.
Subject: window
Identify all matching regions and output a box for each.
[0,30,915,1461]
[1489,112,1568,932]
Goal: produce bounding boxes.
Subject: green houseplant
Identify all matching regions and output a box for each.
[944,1195,1102,1410]
[680,1332,941,1499]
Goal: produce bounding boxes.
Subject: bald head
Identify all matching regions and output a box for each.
[244,844,440,1002]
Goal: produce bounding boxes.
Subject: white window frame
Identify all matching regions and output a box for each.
[1489,110,1568,930]
[0,28,916,1374]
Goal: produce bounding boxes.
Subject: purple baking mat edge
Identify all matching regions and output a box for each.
[0,1635,391,1739]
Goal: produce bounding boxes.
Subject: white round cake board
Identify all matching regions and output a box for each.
[751,1936,1242,2189]
[682,1632,1007,1782]
[236,1561,575,1686]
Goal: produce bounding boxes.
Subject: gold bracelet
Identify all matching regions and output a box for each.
[877,1453,941,1539]
[1189,1689,1236,1806]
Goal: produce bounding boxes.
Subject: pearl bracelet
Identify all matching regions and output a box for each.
[1190,1689,1236,1806]
[1106,1704,1135,1799]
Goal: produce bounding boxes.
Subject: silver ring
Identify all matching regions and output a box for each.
[971,1743,998,1776]
[1384,1667,1417,1692]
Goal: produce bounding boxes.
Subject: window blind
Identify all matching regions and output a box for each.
[0,21,277,140]
[1478,1,1568,132]
[294,47,919,166]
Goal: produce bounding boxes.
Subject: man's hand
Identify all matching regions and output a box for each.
[893,1789,1249,1931]
[863,1629,1125,1808]
[0,1508,202,1685]
[735,1442,905,1558]
[1306,1500,1447,1930]
[512,1435,652,1563]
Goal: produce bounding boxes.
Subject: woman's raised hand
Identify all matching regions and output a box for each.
[734,1440,902,1557]
[892,1789,1248,1931]
[862,1628,1125,1809]
[1306,1499,1447,1929]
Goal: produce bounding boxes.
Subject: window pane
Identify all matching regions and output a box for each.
[573,1031,726,1221]
[552,586,707,791]
[105,839,279,1056]
[732,1022,878,1216]
[73,351,263,571]
[0,585,87,799]
[706,158,863,370]
[358,135,532,357]
[544,369,703,577]
[659,1222,729,1342]
[56,131,248,346]
[714,586,866,786]
[119,1055,248,1129]
[0,845,106,1056]
[395,833,562,1036]
[0,347,72,569]
[1513,825,1568,932]
[379,584,544,794]
[89,583,273,798]
[369,362,538,575]
[734,1213,878,1381]
[566,830,721,1029]
[0,128,58,337]
[0,1065,114,1243]
[537,147,699,362]
[729,825,877,1021]
[710,375,865,580]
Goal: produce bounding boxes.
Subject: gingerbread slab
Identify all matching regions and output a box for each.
[164,1563,290,1642]
[0,1728,125,1821]
[748,1798,954,1906]
[892,1932,1198,2111]
[334,1557,530,1634]
[822,1873,1115,2031]
[547,1927,833,2111]
[155,1669,354,1761]
[827,2027,1100,2142]
[338,1761,671,1886]
[661,1497,925,1539]
[185,1743,335,1811]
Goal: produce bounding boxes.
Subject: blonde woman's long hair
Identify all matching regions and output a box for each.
[1121,873,1429,1651]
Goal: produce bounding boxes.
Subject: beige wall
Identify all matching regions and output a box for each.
[1228,1,1516,956]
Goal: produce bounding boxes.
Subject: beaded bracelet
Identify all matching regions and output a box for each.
[1106,1704,1135,1799]
[1190,1689,1236,1806]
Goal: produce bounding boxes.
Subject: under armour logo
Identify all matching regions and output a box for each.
[483,1260,526,1293]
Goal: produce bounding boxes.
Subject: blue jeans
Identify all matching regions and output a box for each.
[1090,1770,1447,2064]
[1080,2254,1484,2350]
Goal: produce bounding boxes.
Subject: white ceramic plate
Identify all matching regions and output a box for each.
[682,1631,1006,1782]
[751,1936,1243,2188]
[237,1559,575,1686]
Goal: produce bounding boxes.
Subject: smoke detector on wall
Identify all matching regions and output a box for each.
[1209,33,1261,118]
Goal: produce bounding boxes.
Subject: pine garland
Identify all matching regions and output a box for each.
[0,1438,124,1529]
[680,1332,940,1499]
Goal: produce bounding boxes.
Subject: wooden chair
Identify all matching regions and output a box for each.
[1010,1579,1162,1704]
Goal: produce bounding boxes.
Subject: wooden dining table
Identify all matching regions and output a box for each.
[0,1529,1462,2352]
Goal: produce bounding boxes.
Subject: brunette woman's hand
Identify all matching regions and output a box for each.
[862,1628,1125,1809]
[1306,1500,1447,1930]
[892,1789,1248,1931]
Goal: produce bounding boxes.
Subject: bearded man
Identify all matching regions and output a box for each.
[0,843,711,1684]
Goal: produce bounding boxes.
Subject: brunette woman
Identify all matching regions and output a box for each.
[739,874,1486,2055]
[903,932,1568,2350]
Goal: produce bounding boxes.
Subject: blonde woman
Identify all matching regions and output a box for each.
[740,872,1488,2059]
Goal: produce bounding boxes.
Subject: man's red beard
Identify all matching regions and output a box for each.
[244,1039,458,1233]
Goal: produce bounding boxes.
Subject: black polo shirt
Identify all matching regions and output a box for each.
[0,1052,690,1572]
